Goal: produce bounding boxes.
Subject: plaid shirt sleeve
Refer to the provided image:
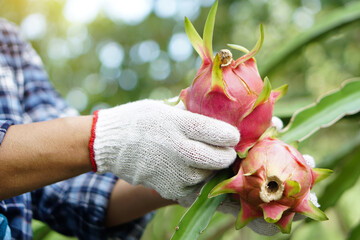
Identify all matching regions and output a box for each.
[31,173,154,240]
[0,18,153,240]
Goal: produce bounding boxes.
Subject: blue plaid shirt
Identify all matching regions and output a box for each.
[0,19,152,240]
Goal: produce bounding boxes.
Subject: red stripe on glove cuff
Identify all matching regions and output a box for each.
[89,110,99,172]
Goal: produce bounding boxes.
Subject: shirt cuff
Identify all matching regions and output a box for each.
[0,120,13,145]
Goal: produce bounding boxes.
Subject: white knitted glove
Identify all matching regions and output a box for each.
[90,99,240,201]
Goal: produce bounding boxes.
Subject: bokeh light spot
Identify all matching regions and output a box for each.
[47,38,70,59]
[67,25,91,57]
[20,14,47,40]
[175,0,200,21]
[118,69,138,91]
[98,41,124,68]
[293,7,314,30]
[100,66,121,79]
[200,0,216,7]
[83,73,106,95]
[149,53,171,81]
[302,0,321,14]
[154,0,177,18]
[130,40,160,64]
[66,88,88,111]
[103,0,153,25]
[168,33,193,62]
[63,0,101,24]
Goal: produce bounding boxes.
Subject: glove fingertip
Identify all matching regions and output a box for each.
[247,218,280,236]
[303,154,316,168]
[210,122,240,147]
[272,116,283,131]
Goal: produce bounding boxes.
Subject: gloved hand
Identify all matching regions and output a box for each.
[90,99,240,201]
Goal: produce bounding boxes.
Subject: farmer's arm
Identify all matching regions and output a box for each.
[105,179,175,227]
[0,115,174,225]
[0,116,93,200]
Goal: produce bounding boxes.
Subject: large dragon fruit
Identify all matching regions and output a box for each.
[177,0,287,156]
[209,132,333,233]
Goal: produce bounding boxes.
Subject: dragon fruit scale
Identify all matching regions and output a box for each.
[175,0,288,157]
[209,134,333,233]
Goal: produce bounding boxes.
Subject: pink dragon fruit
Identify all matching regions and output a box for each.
[209,133,333,233]
[176,0,287,156]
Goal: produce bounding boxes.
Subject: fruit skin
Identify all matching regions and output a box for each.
[177,0,287,157]
[209,136,333,233]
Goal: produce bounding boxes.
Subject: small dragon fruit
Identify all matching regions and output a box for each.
[176,0,287,156]
[209,133,333,233]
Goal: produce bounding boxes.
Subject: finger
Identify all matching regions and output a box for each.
[247,218,280,236]
[178,111,240,147]
[303,154,316,168]
[217,197,241,217]
[175,169,212,200]
[179,139,237,170]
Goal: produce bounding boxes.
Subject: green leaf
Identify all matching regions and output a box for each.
[141,205,188,240]
[261,2,360,76]
[285,179,301,197]
[318,145,360,211]
[253,76,271,109]
[274,97,314,118]
[208,175,237,198]
[279,79,360,143]
[272,84,288,102]
[164,97,180,106]
[184,17,204,60]
[171,169,232,240]
[317,132,360,169]
[347,221,360,240]
[202,0,218,62]
[227,44,249,54]
[297,200,328,221]
[234,24,264,67]
[210,54,225,91]
[312,168,333,185]
[32,220,52,240]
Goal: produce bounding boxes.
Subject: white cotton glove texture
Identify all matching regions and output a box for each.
[93,99,240,201]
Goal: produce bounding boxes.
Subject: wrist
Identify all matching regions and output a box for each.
[64,115,94,173]
[90,107,129,174]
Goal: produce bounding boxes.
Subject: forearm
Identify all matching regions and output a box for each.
[105,179,176,227]
[0,116,93,200]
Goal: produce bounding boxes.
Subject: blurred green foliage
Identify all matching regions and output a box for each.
[0,0,359,239]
